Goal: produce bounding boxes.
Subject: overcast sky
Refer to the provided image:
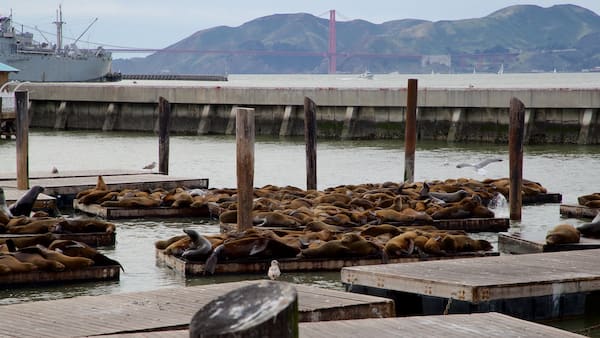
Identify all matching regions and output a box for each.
[2,1,599,58]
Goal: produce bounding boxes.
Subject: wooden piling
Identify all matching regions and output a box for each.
[15,90,29,190]
[404,79,418,183]
[509,97,525,221]
[304,97,317,190]
[236,107,255,231]
[158,96,171,175]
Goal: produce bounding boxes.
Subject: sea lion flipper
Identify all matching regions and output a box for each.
[204,245,223,275]
[249,239,269,256]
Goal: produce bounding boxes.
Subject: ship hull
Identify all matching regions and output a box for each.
[1,54,112,82]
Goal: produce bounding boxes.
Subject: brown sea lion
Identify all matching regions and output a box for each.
[35,245,95,269]
[51,218,116,234]
[101,196,161,208]
[384,231,419,257]
[360,224,402,237]
[164,236,192,256]
[253,211,301,228]
[0,254,38,272]
[7,218,62,234]
[440,234,493,252]
[546,224,580,245]
[10,251,65,271]
[155,234,188,250]
[219,210,237,224]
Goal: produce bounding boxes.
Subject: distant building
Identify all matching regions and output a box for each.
[421,54,452,68]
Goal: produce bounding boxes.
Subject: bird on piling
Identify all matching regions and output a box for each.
[268,259,281,280]
[143,161,157,170]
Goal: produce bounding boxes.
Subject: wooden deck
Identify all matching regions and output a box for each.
[560,204,599,218]
[523,193,562,204]
[77,312,585,338]
[0,169,152,181]
[341,249,600,304]
[0,265,119,286]
[0,231,115,247]
[498,232,600,254]
[74,199,211,219]
[433,217,509,232]
[0,281,395,338]
[156,248,498,276]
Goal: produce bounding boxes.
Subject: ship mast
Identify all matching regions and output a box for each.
[53,5,65,51]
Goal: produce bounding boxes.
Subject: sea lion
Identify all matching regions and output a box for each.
[253,211,302,228]
[101,196,161,208]
[34,244,95,269]
[219,210,237,224]
[0,254,38,272]
[50,218,116,234]
[6,217,62,234]
[163,236,192,256]
[0,187,13,220]
[576,213,600,238]
[155,234,188,250]
[47,240,124,270]
[181,229,213,261]
[8,185,44,217]
[384,231,419,257]
[428,190,469,203]
[10,251,65,271]
[440,234,493,252]
[360,224,402,237]
[546,224,580,245]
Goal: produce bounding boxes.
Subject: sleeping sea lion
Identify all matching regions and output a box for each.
[0,254,38,272]
[577,213,600,238]
[384,231,419,257]
[428,190,469,203]
[546,224,580,245]
[155,234,188,250]
[9,185,44,217]
[35,245,95,269]
[10,251,65,271]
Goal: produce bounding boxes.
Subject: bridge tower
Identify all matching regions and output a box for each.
[328,10,336,74]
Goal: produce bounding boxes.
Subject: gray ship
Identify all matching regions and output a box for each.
[0,6,113,82]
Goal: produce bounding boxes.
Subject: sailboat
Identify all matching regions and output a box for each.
[497,63,504,75]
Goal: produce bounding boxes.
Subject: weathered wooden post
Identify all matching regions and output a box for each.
[15,90,29,190]
[509,97,525,221]
[304,97,317,190]
[158,96,171,175]
[236,107,255,231]
[189,281,299,338]
[404,79,418,183]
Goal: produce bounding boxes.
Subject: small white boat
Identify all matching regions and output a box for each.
[359,70,374,79]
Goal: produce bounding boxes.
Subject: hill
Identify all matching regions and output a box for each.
[112,4,600,74]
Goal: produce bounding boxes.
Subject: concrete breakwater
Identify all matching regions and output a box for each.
[13,81,600,144]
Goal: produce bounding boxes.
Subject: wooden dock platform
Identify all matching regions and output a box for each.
[523,193,562,204]
[341,248,600,320]
[433,217,509,232]
[0,281,394,338]
[74,199,211,219]
[0,170,208,208]
[91,312,585,338]
[0,265,119,286]
[498,232,600,254]
[560,204,599,218]
[156,249,498,276]
[0,231,116,247]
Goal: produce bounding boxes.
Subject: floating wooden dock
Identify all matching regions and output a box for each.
[156,249,498,276]
[0,265,119,286]
[0,170,208,208]
[433,217,509,232]
[498,232,600,254]
[560,204,599,218]
[523,193,562,204]
[0,231,115,247]
[342,249,600,320]
[66,312,585,338]
[0,281,394,337]
[74,199,211,220]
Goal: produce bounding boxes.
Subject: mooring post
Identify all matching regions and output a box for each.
[509,97,525,221]
[15,90,29,190]
[404,79,418,183]
[236,107,255,230]
[158,96,171,175]
[304,97,317,190]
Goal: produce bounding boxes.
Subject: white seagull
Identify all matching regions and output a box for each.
[456,158,503,169]
[268,259,281,280]
[142,161,157,170]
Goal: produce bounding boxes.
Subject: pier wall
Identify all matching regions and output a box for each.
[17,82,600,144]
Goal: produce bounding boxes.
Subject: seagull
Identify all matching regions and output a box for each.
[268,259,281,280]
[456,158,503,169]
[142,161,157,170]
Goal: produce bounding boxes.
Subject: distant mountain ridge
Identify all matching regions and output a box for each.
[113,4,600,74]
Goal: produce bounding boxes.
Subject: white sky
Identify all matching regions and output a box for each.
[2,1,599,58]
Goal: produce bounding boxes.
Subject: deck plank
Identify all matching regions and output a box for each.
[341,249,600,303]
[0,281,394,338]
[93,313,584,338]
